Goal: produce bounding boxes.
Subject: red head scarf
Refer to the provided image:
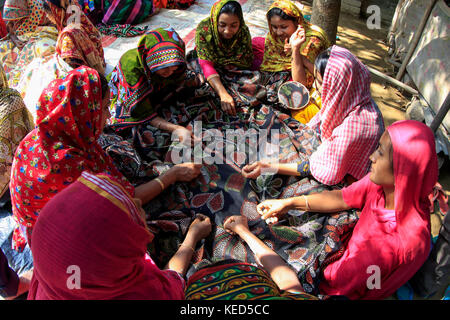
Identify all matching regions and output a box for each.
[9,67,133,251]
[28,171,184,300]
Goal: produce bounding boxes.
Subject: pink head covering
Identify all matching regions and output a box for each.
[309,45,384,185]
[320,120,438,299]
[28,171,185,300]
[387,120,438,255]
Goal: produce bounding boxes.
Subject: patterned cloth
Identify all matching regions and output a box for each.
[45,0,106,75]
[0,65,34,199]
[108,27,194,130]
[0,26,58,88]
[307,46,384,185]
[100,73,358,296]
[28,171,185,300]
[3,0,47,36]
[185,261,318,300]
[9,67,133,251]
[195,0,253,69]
[97,23,149,38]
[260,0,330,88]
[101,0,154,25]
[154,0,196,9]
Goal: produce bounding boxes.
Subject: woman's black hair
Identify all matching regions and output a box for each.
[43,1,51,12]
[314,47,332,78]
[267,7,298,23]
[219,1,243,20]
[98,73,109,99]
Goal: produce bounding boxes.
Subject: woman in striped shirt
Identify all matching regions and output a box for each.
[242,45,384,186]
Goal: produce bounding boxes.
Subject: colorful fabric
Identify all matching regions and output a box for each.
[46,0,106,74]
[307,45,384,185]
[108,28,188,129]
[28,171,185,300]
[3,0,47,36]
[0,65,34,199]
[0,17,7,38]
[0,248,19,297]
[320,120,439,299]
[260,0,330,88]
[154,0,196,9]
[9,67,133,252]
[195,0,253,69]
[101,0,154,26]
[185,261,318,300]
[100,68,358,297]
[0,27,58,89]
[97,23,149,37]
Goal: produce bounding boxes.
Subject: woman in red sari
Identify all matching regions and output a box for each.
[28,171,211,300]
[9,66,202,251]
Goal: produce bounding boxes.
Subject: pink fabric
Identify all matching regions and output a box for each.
[307,45,384,185]
[320,120,438,299]
[198,37,266,77]
[127,0,142,24]
[28,171,185,300]
[198,58,218,79]
[251,36,265,71]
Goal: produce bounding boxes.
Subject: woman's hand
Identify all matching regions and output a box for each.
[224,215,249,235]
[187,214,212,243]
[257,199,292,223]
[241,161,271,179]
[169,162,203,182]
[289,25,306,51]
[283,38,292,54]
[172,126,201,146]
[220,92,237,116]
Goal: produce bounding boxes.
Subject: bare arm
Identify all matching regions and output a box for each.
[165,214,211,276]
[208,74,236,116]
[290,26,308,85]
[291,46,308,85]
[257,190,351,222]
[134,163,202,205]
[302,55,315,75]
[224,216,304,293]
[242,161,300,178]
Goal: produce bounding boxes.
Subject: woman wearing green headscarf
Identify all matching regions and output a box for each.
[194,0,253,116]
[108,27,200,143]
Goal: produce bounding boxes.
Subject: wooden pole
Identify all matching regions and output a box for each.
[367,66,418,96]
[430,93,450,133]
[396,0,438,81]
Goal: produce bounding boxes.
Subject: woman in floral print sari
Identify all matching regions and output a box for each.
[9,66,202,252]
[0,0,58,88]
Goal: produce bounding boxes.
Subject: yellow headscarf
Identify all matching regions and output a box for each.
[260,0,330,78]
[0,64,34,197]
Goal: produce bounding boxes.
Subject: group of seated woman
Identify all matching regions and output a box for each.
[0,0,441,301]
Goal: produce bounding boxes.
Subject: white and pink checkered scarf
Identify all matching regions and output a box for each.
[308,45,384,185]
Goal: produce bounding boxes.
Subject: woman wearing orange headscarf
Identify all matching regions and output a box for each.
[43,0,106,74]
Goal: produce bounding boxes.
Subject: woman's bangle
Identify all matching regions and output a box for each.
[302,195,310,211]
[178,243,195,254]
[154,177,165,191]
